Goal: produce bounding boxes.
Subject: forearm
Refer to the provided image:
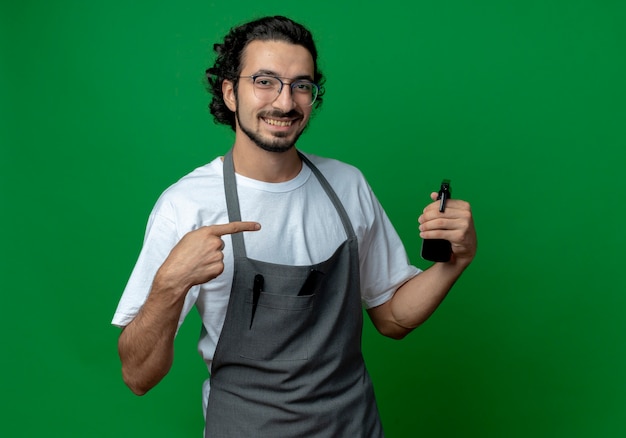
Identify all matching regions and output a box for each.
[369,260,468,339]
[367,193,477,339]
[117,274,188,395]
[116,223,256,394]
[395,261,465,327]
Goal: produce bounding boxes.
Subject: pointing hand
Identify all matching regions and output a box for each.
[158,222,261,290]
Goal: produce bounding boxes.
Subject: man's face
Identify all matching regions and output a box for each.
[226,40,315,153]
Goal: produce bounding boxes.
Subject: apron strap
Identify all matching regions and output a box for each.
[223,150,247,257]
[222,149,357,257]
[298,152,356,241]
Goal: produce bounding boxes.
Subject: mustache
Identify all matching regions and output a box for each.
[259,109,302,119]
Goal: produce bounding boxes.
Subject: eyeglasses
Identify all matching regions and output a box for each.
[239,75,319,106]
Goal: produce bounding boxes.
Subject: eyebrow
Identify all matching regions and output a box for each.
[252,69,314,82]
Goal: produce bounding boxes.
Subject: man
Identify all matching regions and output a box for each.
[112,15,477,437]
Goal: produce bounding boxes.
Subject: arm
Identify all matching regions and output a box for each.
[117,269,188,396]
[117,222,260,395]
[367,193,477,339]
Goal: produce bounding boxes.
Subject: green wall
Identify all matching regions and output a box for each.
[2,1,625,436]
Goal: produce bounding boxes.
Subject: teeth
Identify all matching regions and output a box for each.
[264,118,292,127]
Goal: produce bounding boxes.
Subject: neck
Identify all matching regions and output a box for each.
[230,142,302,183]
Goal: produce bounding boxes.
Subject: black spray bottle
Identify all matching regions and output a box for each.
[420,179,452,262]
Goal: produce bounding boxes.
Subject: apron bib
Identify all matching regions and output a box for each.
[204,150,383,437]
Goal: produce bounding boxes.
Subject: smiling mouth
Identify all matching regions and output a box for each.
[262,117,294,127]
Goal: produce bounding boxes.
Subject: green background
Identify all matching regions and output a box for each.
[2,0,625,436]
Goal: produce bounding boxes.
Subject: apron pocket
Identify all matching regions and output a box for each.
[240,291,315,361]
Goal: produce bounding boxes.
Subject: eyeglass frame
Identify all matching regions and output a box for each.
[238,74,320,106]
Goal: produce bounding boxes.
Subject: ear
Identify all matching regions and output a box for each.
[222,79,237,112]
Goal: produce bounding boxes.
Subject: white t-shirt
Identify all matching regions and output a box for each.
[112,152,420,400]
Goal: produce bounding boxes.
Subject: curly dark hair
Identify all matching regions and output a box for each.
[205,16,325,131]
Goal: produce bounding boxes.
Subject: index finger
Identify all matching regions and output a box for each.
[423,199,470,216]
[209,221,261,236]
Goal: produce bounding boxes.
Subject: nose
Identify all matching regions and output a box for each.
[272,83,297,111]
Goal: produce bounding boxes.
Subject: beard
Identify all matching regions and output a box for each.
[236,109,306,153]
